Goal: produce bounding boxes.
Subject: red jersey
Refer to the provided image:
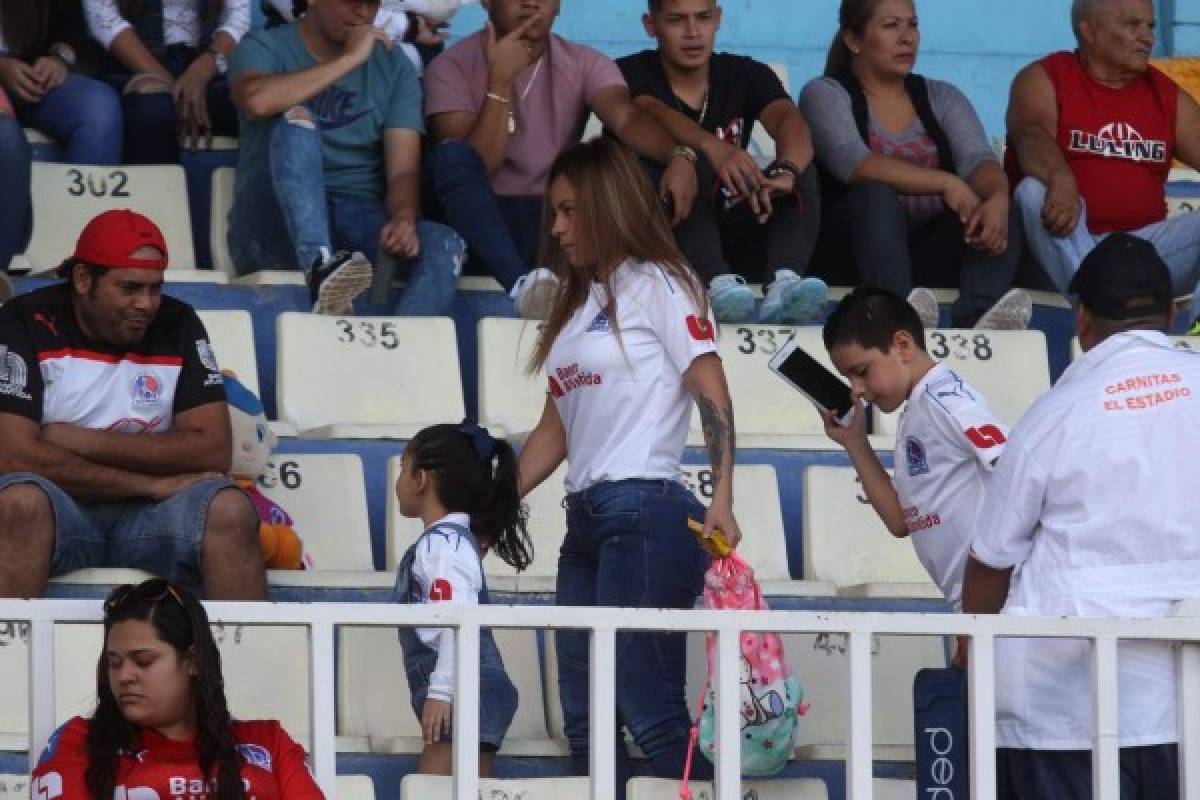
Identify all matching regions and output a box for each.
[31,717,325,800]
[1005,50,1178,233]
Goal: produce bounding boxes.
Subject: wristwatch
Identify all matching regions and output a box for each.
[207,47,228,76]
[49,42,76,69]
[765,159,804,187]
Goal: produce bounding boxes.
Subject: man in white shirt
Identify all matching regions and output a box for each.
[963,233,1200,799]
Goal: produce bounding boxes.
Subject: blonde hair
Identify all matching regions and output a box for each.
[528,138,707,372]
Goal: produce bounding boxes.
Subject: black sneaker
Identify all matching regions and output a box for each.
[308,251,373,315]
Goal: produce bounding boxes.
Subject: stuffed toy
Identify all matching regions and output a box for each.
[224,371,311,570]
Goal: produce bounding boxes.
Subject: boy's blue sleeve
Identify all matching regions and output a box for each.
[229,30,283,82]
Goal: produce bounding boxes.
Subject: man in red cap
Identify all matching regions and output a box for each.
[0,210,266,599]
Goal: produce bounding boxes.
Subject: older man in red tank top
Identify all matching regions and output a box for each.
[1005,0,1200,333]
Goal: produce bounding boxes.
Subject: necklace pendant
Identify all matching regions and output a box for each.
[507,112,516,135]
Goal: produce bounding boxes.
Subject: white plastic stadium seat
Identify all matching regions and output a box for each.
[690,325,890,449]
[802,466,941,599]
[195,310,260,397]
[477,317,549,439]
[275,313,465,438]
[627,777,827,800]
[337,627,563,756]
[681,629,946,762]
[50,621,314,750]
[874,778,919,799]
[747,62,791,162]
[1071,335,1196,359]
[335,775,375,799]
[402,775,589,798]
[392,461,834,597]
[24,162,223,282]
[0,774,28,799]
[0,623,31,751]
[251,454,388,588]
[873,329,1051,435]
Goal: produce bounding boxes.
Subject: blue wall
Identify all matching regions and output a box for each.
[447,0,1188,140]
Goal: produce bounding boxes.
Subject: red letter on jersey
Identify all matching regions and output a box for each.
[687,315,715,342]
[548,376,564,398]
[964,425,1007,449]
[430,579,453,602]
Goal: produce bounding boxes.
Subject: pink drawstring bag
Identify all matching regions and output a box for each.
[680,552,808,799]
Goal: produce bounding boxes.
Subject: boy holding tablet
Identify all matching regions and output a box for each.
[819,288,1007,610]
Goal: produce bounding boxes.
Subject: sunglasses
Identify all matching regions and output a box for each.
[103,579,185,616]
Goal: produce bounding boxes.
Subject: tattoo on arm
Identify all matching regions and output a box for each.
[696,394,735,487]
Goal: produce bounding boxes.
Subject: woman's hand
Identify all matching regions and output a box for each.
[941,174,982,225]
[704,491,742,550]
[964,193,1009,256]
[31,56,68,93]
[174,55,217,152]
[421,698,452,744]
[0,57,45,103]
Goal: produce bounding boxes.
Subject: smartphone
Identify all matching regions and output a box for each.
[768,336,856,425]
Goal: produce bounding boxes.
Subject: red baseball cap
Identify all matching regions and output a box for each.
[70,210,169,270]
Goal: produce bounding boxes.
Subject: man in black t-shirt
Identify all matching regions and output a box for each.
[0,211,265,599]
[618,0,827,324]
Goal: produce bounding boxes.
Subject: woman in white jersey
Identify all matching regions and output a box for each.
[517,137,742,792]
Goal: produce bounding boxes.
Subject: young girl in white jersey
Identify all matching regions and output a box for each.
[393,419,533,776]
[516,137,742,795]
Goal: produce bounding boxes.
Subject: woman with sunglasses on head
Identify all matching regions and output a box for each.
[517,137,741,795]
[32,579,325,800]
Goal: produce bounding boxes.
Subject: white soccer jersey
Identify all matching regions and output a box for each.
[546,260,717,494]
[972,331,1200,749]
[893,363,1008,606]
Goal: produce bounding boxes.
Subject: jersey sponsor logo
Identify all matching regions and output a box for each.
[196,339,219,373]
[686,315,715,342]
[905,436,930,476]
[552,362,603,395]
[33,312,59,336]
[1068,122,1168,163]
[714,116,745,146]
[115,787,159,800]
[904,505,942,533]
[964,424,1006,449]
[107,416,166,433]
[430,578,453,601]
[132,373,164,409]
[1103,371,1193,411]
[586,311,610,333]
[0,345,31,400]
[31,772,63,800]
[236,742,272,770]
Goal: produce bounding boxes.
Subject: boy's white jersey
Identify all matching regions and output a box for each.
[893,363,1008,606]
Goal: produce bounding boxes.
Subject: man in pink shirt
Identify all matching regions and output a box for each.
[424,0,700,317]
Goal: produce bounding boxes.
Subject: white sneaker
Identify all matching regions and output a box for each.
[511,267,560,319]
[975,288,1033,330]
[759,270,828,324]
[906,287,940,330]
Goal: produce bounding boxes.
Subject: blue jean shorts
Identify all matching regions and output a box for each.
[0,472,236,591]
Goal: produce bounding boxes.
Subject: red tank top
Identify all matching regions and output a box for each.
[1005,51,1178,233]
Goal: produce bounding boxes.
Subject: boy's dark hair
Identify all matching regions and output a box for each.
[822,287,926,353]
[406,422,533,572]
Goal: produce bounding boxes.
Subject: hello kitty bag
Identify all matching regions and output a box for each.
[680,553,808,797]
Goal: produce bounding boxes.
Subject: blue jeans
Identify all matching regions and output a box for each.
[0,111,31,272]
[1015,177,1200,328]
[814,181,1024,327]
[16,74,123,165]
[556,479,712,796]
[227,114,463,315]
[426,140,542,291]
[0,472,236,592]
[101,44,237,164]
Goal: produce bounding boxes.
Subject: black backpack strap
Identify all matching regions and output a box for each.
[905,74,958,176]
[832,68,871,144]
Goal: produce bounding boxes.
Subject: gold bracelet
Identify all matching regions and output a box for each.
[671,145,698,164]
[485,92,511,105]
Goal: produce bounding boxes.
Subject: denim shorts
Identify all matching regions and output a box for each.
[0,472,235,591]
[400,626,519,750]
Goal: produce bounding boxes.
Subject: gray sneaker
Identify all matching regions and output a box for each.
[511,268,560,319]
[309,251,374,316]
[975,288,1033,331]
[907,287,940,330]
